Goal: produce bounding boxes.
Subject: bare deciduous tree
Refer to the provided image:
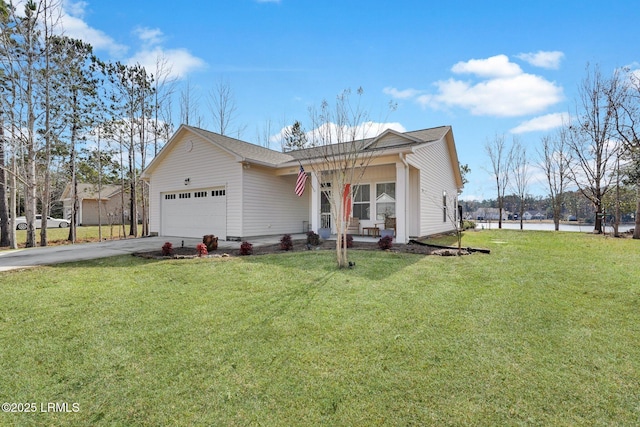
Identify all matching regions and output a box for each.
[510,138,529,230]
[567,64,619,234]
[610,67,640,239]
[208,77,240,136]
[0,114,9,247]
[180,79,203,127]
[538,127,572,231]
[301,88,383,268]
[485,134,512,228]
[151,54,176,156]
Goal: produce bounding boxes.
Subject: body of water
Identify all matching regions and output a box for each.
[475,221,635,233]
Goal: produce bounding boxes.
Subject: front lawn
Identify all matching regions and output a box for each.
[0,230,639,426]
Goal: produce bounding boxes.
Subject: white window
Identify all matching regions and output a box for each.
[443,192,447,222]
[352,184,370,220]
[376,183,396,220]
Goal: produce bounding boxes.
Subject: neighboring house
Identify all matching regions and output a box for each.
[140,124,464,243]
[522,211,546,220]
[60,183,130,225]
[474,208,508,221]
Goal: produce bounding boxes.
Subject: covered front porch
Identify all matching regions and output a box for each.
[306,159,419,244]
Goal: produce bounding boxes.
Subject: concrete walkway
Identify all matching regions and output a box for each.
[0,235,306,272]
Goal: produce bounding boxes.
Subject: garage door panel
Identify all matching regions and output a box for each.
[161,188,226,238]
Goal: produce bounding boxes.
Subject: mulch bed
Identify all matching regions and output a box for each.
[133,239,470,260]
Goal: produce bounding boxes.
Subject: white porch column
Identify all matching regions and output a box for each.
[396,158,409,243]
[310,171,320,233]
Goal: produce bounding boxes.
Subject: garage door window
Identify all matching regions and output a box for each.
[179,192,191,199]
[212,189,226,197]
[164,194,176,200]
[194,191,207,198]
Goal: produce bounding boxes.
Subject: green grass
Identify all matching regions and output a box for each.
[1,230,639,426]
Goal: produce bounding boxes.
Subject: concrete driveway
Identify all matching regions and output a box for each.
[0,236,248,272]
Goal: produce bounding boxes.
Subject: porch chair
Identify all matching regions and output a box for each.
[384,216,396,236]
[347,217,360,235]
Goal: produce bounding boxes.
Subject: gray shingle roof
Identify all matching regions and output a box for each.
[186,126,295,166]
[61,183,122,201]
[181,124,451,167]
[287,126,451,162]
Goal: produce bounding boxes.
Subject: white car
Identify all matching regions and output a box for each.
[15,215,70,230]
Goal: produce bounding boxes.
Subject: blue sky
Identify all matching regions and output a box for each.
[57,0,639,200]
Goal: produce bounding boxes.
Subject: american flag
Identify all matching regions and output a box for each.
[295,166,307,197]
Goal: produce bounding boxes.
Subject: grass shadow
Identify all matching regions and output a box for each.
[244,249,427,281]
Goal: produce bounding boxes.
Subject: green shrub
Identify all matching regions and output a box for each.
[462,220,476,230]
[306,231,320,246]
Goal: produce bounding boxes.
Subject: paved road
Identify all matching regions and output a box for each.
[0,236,245,272]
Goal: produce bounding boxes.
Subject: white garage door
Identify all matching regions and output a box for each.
[161,188,227,238]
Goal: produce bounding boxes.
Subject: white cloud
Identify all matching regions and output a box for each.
[517,51,565,69]
[510,112,570,134]
[128,47,206,79]
[60,1,128,57]
[418,72,563,117]
[134,27,165,47]
[128,26,206,79]
[63,0,87,18]
[58,1,205,80]
[383,87,421,99]
[451,54,522,78]
[410,54,563,117]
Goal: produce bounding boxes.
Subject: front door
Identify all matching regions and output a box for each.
[320,190,331,229]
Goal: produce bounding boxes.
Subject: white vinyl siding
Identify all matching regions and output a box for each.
[241,165,310,237]
[147,134,242,239]
[371,133,415,148]
[407,138,458,236]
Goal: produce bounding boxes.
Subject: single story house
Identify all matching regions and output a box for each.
[525,211,546,220]
[60,183,131,225]
[140,124,464,244]
[473,207,508,221]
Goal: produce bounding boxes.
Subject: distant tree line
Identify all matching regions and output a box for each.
[461,190,636,225]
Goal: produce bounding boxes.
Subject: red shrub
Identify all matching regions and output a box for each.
[280,234,293,251]
[378,235,393,250]
[161,242,173,256]
[196,243,208,257]
[240,241,253,256]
